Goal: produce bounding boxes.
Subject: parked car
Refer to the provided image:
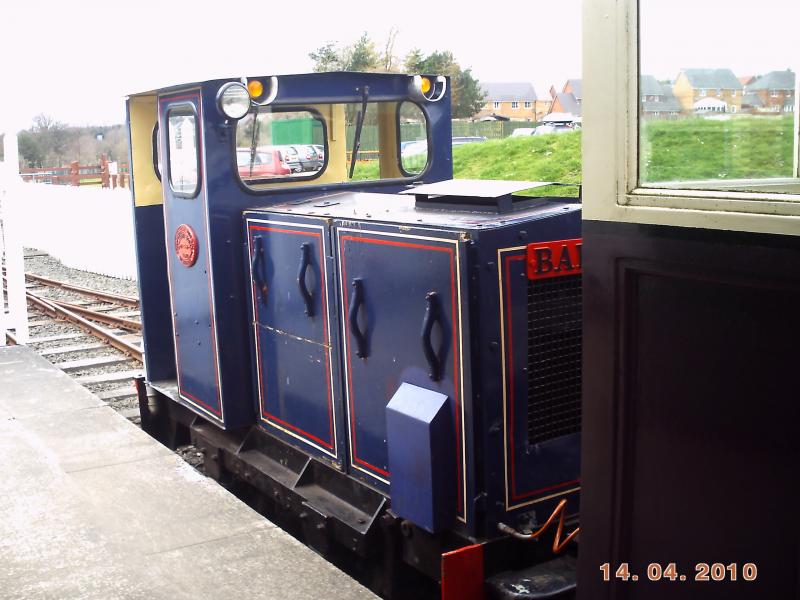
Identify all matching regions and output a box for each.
[283,144,323,172]
[534,123,575,135]
[401,136,487,158]
[401,140,428,157]
[236,148,292,178]
[510,128,536,137]
[451,136,487,147]
[274,146,303,173]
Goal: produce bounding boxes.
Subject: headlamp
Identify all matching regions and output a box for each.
[216,82,251,119]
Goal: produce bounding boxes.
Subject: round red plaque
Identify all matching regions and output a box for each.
[174,224,199,267]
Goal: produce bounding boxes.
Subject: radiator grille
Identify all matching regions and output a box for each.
[527,275,582,444]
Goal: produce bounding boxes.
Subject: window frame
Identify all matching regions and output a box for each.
[582,0,800,236]
[165,104,201,199]
[493,101,501,109]
[511,101,519,109]
[524,101,533,108]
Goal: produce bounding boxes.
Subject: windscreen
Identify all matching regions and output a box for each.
[235,102,430,188]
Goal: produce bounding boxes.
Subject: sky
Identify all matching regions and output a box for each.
[0,0,581,128]
[640,0,800,81]
[0,0,797,130]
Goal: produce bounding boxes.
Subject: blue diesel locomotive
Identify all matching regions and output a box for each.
[127,72,581,599]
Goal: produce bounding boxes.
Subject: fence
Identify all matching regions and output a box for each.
[20,154,130,189]
[347,120,541,152]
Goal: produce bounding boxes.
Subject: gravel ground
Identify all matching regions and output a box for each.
[24,252,139,297]
[83,380,140,393]
[176,445,206,472]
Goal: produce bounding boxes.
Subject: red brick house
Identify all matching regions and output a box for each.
[672,68,743,113]
[548,79,582,119]
[640,75,682,119]
[476,82,543,121]
[743,70,795,114]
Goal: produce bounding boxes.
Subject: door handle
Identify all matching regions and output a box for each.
[349,278,368,358]
[421,291,444,381]
[297,243,314,317]
[251,235,268,306]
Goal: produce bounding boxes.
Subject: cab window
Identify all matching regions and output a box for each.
[236,109,325,184]
[399,102,429,176]
[235,101,430,189]
[166,108,199,197]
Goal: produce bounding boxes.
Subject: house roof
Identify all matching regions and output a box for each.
[640,77,681,112]
[680,68,743,90]
[564,79,582,99]
[552,93,581,116]
[747,70,796,91]
[481,82,537,102]
[738,75,756,86]
[642,98,682,113]
[640,75,668,96]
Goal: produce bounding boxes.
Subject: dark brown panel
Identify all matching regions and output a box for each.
[578,220,800,600]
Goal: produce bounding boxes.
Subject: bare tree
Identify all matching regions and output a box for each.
[383,27,399,72]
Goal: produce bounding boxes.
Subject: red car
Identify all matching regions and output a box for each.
[236,148,291,178]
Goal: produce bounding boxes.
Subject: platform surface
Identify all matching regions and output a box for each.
[0,346,378,600]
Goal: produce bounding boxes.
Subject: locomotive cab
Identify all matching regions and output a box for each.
[127,72,582,599]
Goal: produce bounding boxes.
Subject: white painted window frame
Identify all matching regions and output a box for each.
[511,101,519,109]
[582,0,800,236]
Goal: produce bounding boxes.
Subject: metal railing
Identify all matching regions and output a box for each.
[20,155,130,188]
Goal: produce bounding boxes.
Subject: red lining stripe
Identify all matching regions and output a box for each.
[181,389,221,416]
[340,233,464,515]
[504,252,579,501]
[248,224,336,452]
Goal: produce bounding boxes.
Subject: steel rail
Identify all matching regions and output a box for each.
[24,272,139,308]
[24,292,143,362]
[49,298,142,332]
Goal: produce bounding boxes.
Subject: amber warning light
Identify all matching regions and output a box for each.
[247,80,264,98]
[527,238,582,280]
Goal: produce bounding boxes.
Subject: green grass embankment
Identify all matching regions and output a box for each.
[351,131,582,190]
[640,116,794,182]
[351,114,794,188]
[452,132,582,183]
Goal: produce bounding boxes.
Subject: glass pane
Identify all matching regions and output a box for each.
[236,102,425,188]
[236,110,325,184]
[639,0,798,193]
[345,102,382,181]
[399,101,428,175]
[167,112,198,196]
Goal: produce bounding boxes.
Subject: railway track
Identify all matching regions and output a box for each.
[3,267,144,420]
